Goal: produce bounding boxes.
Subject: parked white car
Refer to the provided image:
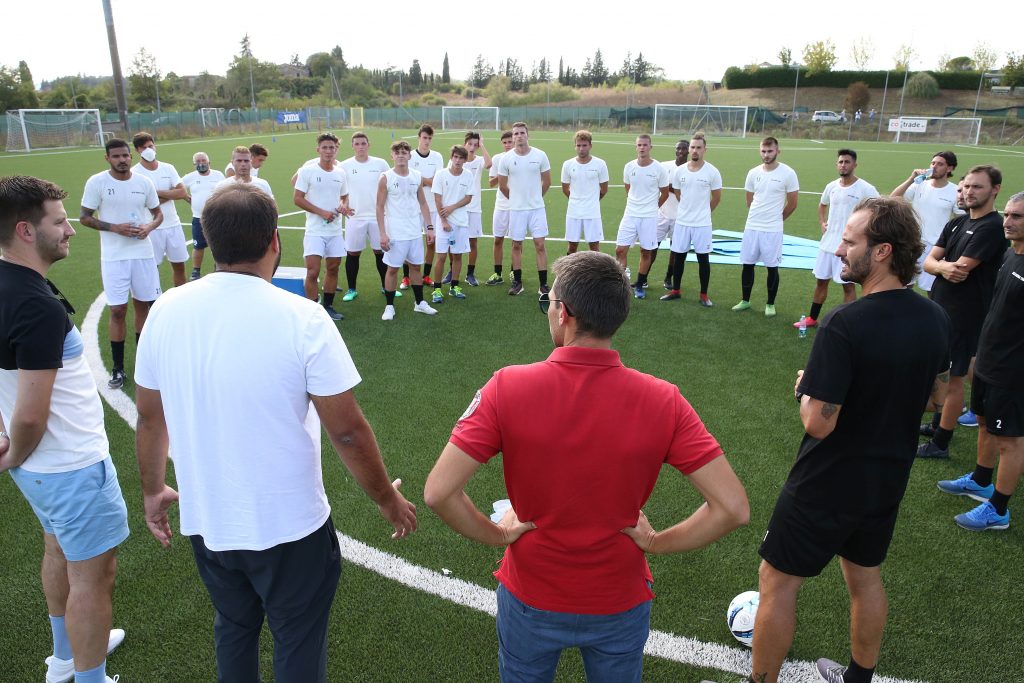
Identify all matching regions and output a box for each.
[811,110,847,123]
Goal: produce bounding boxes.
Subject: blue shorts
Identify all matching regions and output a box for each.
[192,217,207,250]
[10,457,129,561]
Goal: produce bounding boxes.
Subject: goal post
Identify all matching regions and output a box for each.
[199,107,225,131]
[441,106,500,131]
[891,116,981,146]
[653,104,749,138]
[5,109,105,152]
[349,107,364,128]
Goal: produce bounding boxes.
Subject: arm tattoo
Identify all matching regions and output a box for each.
[937,370,950,384]
[820,403,839,420]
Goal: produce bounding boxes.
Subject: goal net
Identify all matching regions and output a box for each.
[653,105,749,138]
[891,117,981,146]
[199,107,225,130]
[5,109,106,152]
[442,106,500,131]
[349,107,364,128]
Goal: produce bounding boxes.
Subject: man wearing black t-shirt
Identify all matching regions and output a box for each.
[918,166,1005,460]
[749,197,950,683]
[939,192,1024,531]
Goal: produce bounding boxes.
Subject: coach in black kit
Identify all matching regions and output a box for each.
[748,197,951,683]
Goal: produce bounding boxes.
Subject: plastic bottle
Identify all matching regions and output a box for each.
[798,315,808,339]
[913,168,933,184]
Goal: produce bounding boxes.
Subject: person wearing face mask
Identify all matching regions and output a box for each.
[182,152,225,280]
[132,132,189,287]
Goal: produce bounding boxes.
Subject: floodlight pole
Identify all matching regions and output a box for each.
[101,0,129,131]
[973,70,985,116]
[876,70,889,142]
[790,65,800,138]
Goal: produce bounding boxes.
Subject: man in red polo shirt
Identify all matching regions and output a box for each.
[424,250,749,683]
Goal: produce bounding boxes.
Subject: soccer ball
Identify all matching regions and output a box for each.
[726,590,759,647]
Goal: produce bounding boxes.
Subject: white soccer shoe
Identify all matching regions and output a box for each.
[413,301,438,315]
[46,628,125,683]
[382,305,396,321]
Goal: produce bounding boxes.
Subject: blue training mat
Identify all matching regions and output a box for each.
[659,229,821,271]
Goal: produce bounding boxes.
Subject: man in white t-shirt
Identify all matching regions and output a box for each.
[79,138,163,390]
[890,150,961,291]
[293,133,353,321]
[132,132,188,287]
[733,136,799,317]
[615,135,670,299]
[181,151,225,280]
[560,129,609,254]
[497,122,552,296]
[661,133,723,306]
[441,131,492,287]
[377,140,440,320]
[217,146,275,198]
[224,142,268,178]
[486,130,515,285]
[407,124,444,289]
[430,146,478,303]
[339,132,391,302]
[135,183,416,682]
[795,149,879,328]
[653,139,688,289]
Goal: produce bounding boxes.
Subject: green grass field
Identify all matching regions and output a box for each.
[1,129,1023,682]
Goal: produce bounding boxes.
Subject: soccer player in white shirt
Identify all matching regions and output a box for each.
[224,142,268,178]
[440,131,492,287]
[661,133,723,306]
[486,130,515,285]
[338,132,392,302]
[733,136,799,317]
[615,135,670,299]
[376,140,439,320]
[560,130,609,253]
[497,122,552,295]
[293,133,354,321]
[79,138,163,389]
[794,149,878,327]
[653,139,688,289]
[406,124,444,289]
[430,146,478,303]
[182,152,225,280]
[218,147,275,198]
[132,132,189,287]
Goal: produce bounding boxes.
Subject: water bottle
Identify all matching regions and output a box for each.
[913,168,933,184]
[128,211,139,227]
[798,315,808,339]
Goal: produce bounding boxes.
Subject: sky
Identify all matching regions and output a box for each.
[4,1,1018,87]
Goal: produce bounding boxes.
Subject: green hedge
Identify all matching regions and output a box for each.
[723,67,982,91]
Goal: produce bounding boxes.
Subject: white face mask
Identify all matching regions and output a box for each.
[140,147,157,162]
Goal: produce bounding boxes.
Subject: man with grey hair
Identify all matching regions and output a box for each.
[181,151,225,280]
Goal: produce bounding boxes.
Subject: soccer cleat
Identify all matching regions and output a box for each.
[485,273,504,286]
[731,300,751,312]
[381,287,403,298]
[663,279,673,290]
[422,276,435,286]
[631,280,650,289]
[633,286,646,300]
[624,267,631,280]
[538,284,550,295]
[508,281,524,296]
[466,273,480,287]
[919,422,937,438]
[699,294,713,308]
[381,305,396,321]
[400,276,410,290]
[958,410,979,427]
[916,441,949,459]
[955,501,1009,531]
[441,271,452,285]
[342,289,358,302]
[323,305,344,321]
[190,268,201,281]
[660,290,681,301]
[47,629,125,683]
[937,472,994,502]
[814,658,846,683]
[792,316,818,328]
[764,304,777,317]
[108,369,126,390]
[450,286,466,299]
[413,300,438,315]
[431,289,444,304]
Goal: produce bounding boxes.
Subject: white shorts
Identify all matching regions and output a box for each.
[493,209,511,238]
[509,208,549,241]
[813,250,849,284]
[914,241,936,291]
[739,230,783,267]
[382,238,425,268]
[565,218,604,244]
[303,234,346,258]
[435,225,470,254]
[149,226,189,264]
[344,218,382,252]
[671,225,713,255]
[101,258,162,306]
[616,216,658,250]
[656,216,675,243]
[466,212,483,239]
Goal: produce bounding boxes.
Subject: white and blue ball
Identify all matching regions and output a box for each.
[726,590,759,647]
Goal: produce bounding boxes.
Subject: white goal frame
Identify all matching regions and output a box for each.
[892,116,981,146]
[652,104,749,138]
[199,107,225,130]
[441,106,500,131]
[5,108,105,152]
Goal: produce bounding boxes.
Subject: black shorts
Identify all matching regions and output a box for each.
[948,325,978,377]
[192,217,207,250]
[758,492,900,577]
[971,376,1024,437]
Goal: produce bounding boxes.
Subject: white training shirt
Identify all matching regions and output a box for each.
[381,169,425,241]
[80,170,159,261]
[409,149,444,183]
[461,156,486,213]
[295,162,349,235]
[498,147,551,211]
[182,170,226,219]
[744,162,800,232]
[819,177,879,252]
[490,151,510,212]
[658,160,684,221]
[432,168,478,229]
[215,176,274,199]
[132,161,183,229]
[623,159,669,218]
[673,161,724,228]
[340,156,390,220]
[135,272,361,552]
[561,156,609,220]
[904,181,962,244]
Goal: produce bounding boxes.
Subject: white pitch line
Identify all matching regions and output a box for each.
[83,294,925,683]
